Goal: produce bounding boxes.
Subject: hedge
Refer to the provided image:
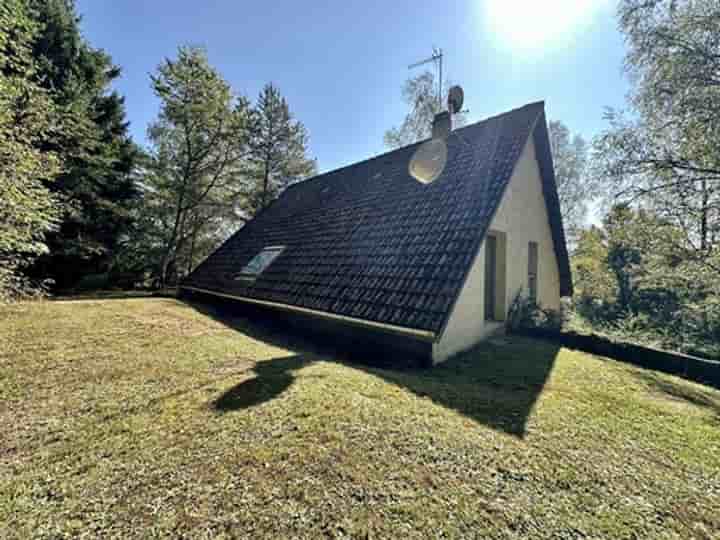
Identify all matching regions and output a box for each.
[517,328,720,389]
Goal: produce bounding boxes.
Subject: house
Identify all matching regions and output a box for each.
[181,101,572,366]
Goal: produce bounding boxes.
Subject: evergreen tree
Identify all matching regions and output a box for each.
[28,0,140,289]
[245,83,316,215]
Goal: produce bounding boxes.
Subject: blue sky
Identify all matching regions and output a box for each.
[77,0,628,175]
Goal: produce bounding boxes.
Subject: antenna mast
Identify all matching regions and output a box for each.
[408,47,443,110]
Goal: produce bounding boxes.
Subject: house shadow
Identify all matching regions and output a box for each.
[359,338,561,437]
[188,298,559,438]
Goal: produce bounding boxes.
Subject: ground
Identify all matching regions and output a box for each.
[1,298,719,539]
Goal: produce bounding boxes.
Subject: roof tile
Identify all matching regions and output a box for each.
[184,102,572,332]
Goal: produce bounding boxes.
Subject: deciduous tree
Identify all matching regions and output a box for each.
[146,46,251,286]
[594,0,720,262]
[548,120,597,243]
[0,0,62,300]
[384,71,466,149]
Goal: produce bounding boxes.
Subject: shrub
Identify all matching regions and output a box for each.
[0,264,51,303]
[506,291,562,333]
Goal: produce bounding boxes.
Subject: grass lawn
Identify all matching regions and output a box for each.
[1,298,719,539]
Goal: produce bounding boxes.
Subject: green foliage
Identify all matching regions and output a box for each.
[0,0,62,301]
[119,52,315,288]
[244,83,316,215]
[384,71,467,149]
[548,120,600,243]
[593,0,720,258]
[73,272,109,291]
[506,292,562,333]
[586,2,720,357]
[17,0,142,290]
[571,205,720,358]
[145,46,252,286]
[572,225,616,305]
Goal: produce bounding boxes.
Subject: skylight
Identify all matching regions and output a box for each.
[235,246,285,280]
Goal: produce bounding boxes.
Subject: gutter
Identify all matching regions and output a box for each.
[179,285,437,342]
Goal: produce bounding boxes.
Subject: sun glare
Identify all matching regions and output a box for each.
[484,0,610,52]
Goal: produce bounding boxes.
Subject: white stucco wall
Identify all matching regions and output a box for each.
[432,135,561,364]
[490,136,561,314]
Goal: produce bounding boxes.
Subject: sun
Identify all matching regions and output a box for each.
[483,0,611,52]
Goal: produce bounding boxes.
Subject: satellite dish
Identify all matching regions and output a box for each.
[447,85,464,115]
[409,138,447,184]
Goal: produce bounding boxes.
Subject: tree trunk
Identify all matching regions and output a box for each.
[187,225,197,276]
[160,193,185,289]
[262,159,270,210]
[700,178,709,252]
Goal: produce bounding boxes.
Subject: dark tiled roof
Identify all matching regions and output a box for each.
[184,102,572,334]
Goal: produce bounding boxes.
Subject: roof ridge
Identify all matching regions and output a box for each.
[287,101,546,191]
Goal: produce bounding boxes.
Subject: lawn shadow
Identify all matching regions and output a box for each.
[51,290,177,301]
[213,354,312,412]
[359,337,560,437]
[630,369,720,417]
[186,298,559,437]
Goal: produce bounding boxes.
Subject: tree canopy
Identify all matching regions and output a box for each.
[145,46,252,286]
[594,0,720,260]
[0,0,62,300]
[244,83,316,216]
[27,0,141,289]
[548,120,596,243]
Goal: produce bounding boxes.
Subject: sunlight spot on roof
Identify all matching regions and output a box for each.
[409,139,447,185]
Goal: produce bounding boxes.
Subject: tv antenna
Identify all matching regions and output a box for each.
[409,47,443,110]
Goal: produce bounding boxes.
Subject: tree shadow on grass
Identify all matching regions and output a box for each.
[186,298,559,438]
[213,354,311,412]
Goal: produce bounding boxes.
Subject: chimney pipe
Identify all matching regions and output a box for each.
[432,111,451,139]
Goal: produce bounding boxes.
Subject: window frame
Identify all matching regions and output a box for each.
[528,241,538,303]
[234,245,286,281]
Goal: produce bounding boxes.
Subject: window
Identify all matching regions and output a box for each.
[235,246,285,280]
[528,241,538,302]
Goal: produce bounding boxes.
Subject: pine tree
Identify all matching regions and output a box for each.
[245,83,316,215]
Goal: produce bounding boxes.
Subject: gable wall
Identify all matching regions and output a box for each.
[490,134,561,314]
[432,135,561,364]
